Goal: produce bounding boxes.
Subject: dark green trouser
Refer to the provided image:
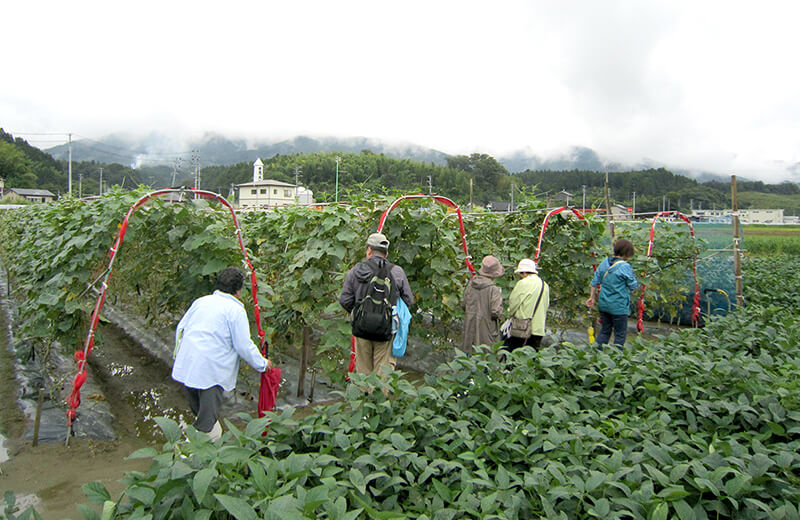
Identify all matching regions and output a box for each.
[185,385,224,433]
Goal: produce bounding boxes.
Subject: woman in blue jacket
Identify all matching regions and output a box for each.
[586,239,639,346]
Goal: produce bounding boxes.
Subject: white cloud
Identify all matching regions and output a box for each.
[2,0,799,182]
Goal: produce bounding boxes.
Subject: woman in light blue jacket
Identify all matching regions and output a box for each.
[586,239,639,346]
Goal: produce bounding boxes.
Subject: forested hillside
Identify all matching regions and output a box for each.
[187,152,511,205]
[517,168,800,213]
[2,127,798,212]
[0,129,64,193]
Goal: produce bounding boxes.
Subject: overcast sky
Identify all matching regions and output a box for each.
[2,1,798,182]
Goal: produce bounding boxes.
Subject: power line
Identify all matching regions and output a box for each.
[6,132,69,136]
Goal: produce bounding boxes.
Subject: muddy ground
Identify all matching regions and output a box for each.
[0,319,188,520]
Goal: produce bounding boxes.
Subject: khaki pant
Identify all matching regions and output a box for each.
[354,336,395,377]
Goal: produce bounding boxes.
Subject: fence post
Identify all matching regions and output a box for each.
[731,175,744,306]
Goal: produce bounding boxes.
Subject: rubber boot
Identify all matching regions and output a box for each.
[207,421,222,442]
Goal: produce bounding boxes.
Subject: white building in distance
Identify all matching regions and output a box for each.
[236,159,313,210]
[690,208,785,224]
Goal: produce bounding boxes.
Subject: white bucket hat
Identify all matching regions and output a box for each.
[514,258,538,274]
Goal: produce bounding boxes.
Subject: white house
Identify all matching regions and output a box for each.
[236,159,313,210]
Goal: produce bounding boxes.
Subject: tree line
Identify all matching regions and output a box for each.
[2,128,798,213]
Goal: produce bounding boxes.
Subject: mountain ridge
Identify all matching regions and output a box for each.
[45,132,741,183]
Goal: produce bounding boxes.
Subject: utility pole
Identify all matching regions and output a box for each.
[335,156,340,203]
[192,150,200,191]
[469,178,473,208]
[603,167,615,240]
[171,158,181,187]
[98,168,103,196]
[582,185,586,210]
[632,191,636,218]
[294,166,302,203]
[510,184,514,212]
[78,173,82,198]
[68,133,73,197]
[427,176,432,195]
[731,175,744,306]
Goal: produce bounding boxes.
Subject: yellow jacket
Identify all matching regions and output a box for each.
[508,275,550,336]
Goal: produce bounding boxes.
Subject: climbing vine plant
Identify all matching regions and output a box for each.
[0,189,701,381]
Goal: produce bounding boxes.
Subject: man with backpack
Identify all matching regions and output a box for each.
[339,232,414,376]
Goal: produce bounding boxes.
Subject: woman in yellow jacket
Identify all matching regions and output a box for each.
[504,259,550,350]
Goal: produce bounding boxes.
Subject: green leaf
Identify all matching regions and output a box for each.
[265,494,303,519]
[126,485,156,505]
[390,432,412,451]
[480,491,498,513]
[245,416,272,438]
[302,485,330,515]
[214,494,258,520]
[672,500,695,520]
[171,460,195,479]
[101,500,116,520]
[76,504,101,520]
[217,446,254,465]
[585,471,606,492]
[125,448,158,460]
[349,468,367,494]
[725,474,751,496]
[301,268,323,285]
[153,417,182,444]
[193,468,217,504]
[82,481,111,505]
[590,498,610,517]
[650,502,668,520]
[194,510,213,520]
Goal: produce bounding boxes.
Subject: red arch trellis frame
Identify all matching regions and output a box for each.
[66,188,266,429]
[347,194,476,375]
[636,211,701,332]
[376,194,476,275]
[533,206,589,262]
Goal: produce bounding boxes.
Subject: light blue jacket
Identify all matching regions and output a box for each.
[172,290,267,391]
[392,298,411,357]
[591,256,639,316]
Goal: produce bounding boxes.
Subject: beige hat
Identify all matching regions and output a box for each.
[478,255,504,278]
[366,232,390,251]
[515,258,538,274]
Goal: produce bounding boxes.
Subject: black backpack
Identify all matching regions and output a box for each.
[351,261,396,341]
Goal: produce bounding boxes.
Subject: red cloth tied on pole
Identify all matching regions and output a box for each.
[348,335,356,376]
[257,336,281,417]
[258,366,282,417]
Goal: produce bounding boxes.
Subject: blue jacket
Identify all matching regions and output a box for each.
[392,298,411,357]
[591,256,639,316]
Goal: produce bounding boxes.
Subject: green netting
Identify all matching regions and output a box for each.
[694,223,739,319]
[614,220,741,325]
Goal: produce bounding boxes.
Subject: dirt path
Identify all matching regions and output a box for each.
[0,320,190,520]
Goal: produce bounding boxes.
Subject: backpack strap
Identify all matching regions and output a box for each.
[528,283,545,320]
[601,258,625,284]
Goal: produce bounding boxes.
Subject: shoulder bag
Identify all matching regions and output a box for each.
[508,282,545,338]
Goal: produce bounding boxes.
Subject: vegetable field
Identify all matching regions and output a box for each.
[2,190,797,519]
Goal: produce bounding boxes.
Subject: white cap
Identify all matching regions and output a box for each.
[515,258,538,274]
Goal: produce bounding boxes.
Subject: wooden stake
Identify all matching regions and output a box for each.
[32,388,44,447]
[297,326,311,398]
